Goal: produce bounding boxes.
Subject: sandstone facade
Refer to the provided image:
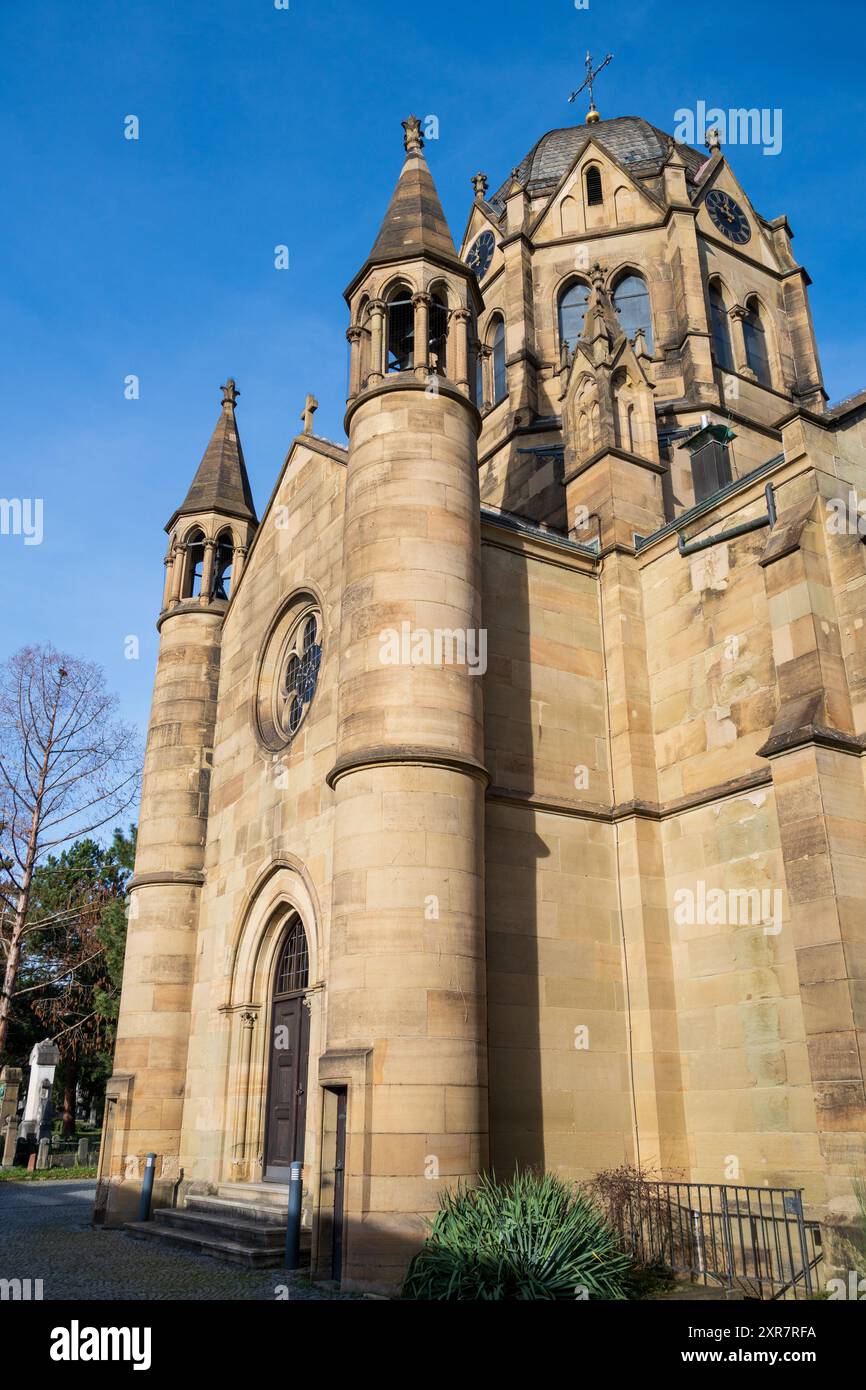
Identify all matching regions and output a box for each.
[101,110,866,1292]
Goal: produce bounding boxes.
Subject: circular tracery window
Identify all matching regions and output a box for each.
[255,596,324,751]
[277,613,322,740]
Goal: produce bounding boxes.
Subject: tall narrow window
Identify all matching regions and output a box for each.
[213,530,234,601]
[185,530,206,598]
[491,316,507,404]
[386,286,414,372]
[709,284,734,372]
[475,349,484,407]
[428,291,449,375]
[585,166,603,206]
[743,298,772,387]
[612,273,653,352]
[558,281,590,353]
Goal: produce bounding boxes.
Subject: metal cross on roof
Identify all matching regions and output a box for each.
[568,50,614,124]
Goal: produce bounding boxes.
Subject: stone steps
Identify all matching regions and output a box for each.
[125,1186,306,1270]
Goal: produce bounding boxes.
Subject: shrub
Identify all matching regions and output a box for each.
[402,1169,633,1300]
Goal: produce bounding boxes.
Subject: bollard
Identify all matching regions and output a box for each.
[284,1160,303,1270]
[36,1138,50,1170]
[137,1152,157,1222]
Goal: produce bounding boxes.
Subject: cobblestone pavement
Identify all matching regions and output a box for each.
[0,1180,358,1301]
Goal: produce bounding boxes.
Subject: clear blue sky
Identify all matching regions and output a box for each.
[2,0,864,753]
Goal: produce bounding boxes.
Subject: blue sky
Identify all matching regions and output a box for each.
[2,0,864,755]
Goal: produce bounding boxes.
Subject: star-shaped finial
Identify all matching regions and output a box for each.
[471,171,489,199]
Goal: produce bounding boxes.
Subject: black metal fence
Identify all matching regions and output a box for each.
[610,1180,823,1299]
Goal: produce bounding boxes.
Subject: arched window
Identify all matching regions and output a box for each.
[386,285,414,372]
[612,273,653,352]
[709,283,734,372]
[490,316,507,405]
[743,298,772,387]
[184,529,206,598]
[558,281,590,353]
[213,530,234,601]
[275,915,309,995]
[585,166,603,207]
[428,290,449,375]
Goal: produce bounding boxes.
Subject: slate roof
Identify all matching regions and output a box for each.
[488,116,706,216]
[358,149,468,280]
[170,396,258,529]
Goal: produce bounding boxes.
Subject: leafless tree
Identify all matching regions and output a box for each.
[0,644,141,1058]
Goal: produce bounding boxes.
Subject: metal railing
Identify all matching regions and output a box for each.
[611,1180,823,1300]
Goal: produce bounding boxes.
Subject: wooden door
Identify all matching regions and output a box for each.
[264,995,309,1181]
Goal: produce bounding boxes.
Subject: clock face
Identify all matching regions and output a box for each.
[466,230,495,280]
[705,189,751,245]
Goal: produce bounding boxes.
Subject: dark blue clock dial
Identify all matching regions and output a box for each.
[705,190,751,245]
[466,230,495,279]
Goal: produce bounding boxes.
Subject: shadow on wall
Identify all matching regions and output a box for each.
[482,509,551,1176]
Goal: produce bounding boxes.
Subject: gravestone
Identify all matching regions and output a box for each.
[20,1040,59,1139]
[1,1116,19,1168]
[0,1066,23,1128]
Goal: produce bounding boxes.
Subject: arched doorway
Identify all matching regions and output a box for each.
[263,914,311,1182]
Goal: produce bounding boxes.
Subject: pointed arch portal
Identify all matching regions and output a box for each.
[263,913,311,1181]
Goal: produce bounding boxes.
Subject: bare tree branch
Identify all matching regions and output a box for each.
[0,644,142,1057]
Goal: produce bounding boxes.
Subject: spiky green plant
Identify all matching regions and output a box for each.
[402,1170,634,1300]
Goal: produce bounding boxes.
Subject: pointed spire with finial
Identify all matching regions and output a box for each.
[347,116,470,291]
[167,379,258,530]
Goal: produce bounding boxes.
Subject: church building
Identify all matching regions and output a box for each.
[99,95,866,1293]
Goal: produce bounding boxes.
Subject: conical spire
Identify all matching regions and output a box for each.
[351,116,468,285]
[168,380,257,529]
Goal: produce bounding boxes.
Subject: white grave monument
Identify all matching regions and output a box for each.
[21,1039,60,1137]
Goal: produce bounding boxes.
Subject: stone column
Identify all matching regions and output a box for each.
[162,553,174,611]
[367,300,385,384]
[170,544,187,605]
[412,292,430,381]
[477,345,492,412]
[451,309,471,396]
[231,1009,258,1178]
[233,544,248,588]
[200,539,216,604]
[346,325,363,399]
[729,305,756,381]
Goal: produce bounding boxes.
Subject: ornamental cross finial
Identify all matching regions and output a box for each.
[301,393,318,435]
[471,171,489,199]
[221,378,240,409]
[402,115,424,155]
[568,50,614,124]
